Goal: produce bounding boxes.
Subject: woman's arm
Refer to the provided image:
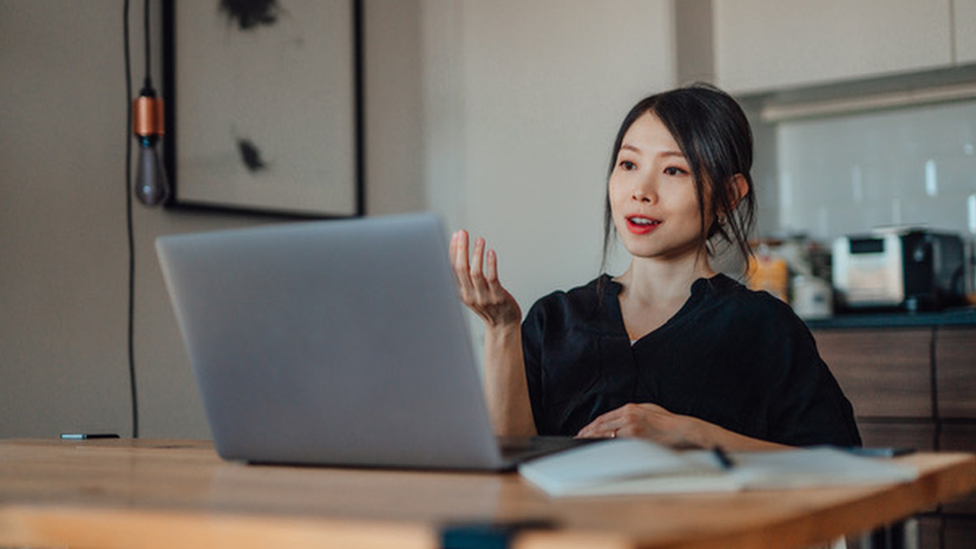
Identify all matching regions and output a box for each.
[576,403,789,451]
[449,231,537,436]
[482,323,537,436]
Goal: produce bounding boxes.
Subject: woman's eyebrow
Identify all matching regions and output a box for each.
[620,144,686,159]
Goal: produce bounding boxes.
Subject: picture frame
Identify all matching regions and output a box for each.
[162,0,364,218]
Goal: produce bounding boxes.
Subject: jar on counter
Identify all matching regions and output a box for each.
[791,275,833,320]
[746,243,789,303]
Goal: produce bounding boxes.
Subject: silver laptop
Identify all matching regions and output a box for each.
[157,212,588,471]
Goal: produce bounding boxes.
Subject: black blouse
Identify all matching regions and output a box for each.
[521,274,861,447]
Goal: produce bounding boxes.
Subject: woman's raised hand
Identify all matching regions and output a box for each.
[449,230,522,328]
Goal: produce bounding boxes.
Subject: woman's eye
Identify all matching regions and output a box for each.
[618,160,637,170]
[664,166,688,176]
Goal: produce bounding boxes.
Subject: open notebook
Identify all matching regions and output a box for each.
[518,438,919,497]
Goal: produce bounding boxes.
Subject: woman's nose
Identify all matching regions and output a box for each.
[631,182,656,203]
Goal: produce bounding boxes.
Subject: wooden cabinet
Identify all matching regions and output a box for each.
[934,328,976,519]
[816,329,932,418]
[856,420,935,452]
[936,327,976,418]
[849,516,947,549]
[712,0,955,93]
[940,422,976,515]
[813,324,976,549]
[943,517,976,549]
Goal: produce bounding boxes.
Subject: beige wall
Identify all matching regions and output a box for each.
[0,0,424,438]
[0,0,674,438]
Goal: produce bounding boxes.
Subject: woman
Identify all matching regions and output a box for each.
[450,84,860,451]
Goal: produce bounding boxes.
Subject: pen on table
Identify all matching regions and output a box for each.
[712,446,735,470]
[60,433,120,440]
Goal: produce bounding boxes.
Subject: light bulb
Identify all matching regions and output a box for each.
[135,137,169,206]
[132,88,170,207]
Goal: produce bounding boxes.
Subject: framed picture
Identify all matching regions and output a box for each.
[162,0,363,218]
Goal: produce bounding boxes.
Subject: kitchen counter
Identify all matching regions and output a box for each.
[804,306,976,330]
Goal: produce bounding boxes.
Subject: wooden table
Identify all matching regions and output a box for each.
[0,439,973,549]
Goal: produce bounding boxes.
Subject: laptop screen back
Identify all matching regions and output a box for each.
[157,213,504,470]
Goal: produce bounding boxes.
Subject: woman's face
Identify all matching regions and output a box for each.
[608,112,711,263]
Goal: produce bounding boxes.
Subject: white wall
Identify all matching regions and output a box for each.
[421,0,675,312]
[1,0,676,438]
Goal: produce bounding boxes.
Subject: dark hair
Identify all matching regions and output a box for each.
[602,83,756,271]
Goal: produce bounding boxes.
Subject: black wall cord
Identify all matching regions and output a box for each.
[123,0,140,439]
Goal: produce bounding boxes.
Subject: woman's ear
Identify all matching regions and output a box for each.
[729,174,749,209]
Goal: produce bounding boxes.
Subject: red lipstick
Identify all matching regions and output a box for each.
[626,216,661,235]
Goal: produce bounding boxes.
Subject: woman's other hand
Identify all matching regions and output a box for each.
[449,230,522,328]
[577,402,790,451]
[576,403,702,447]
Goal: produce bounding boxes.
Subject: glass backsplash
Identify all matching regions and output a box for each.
[775,99,976,242]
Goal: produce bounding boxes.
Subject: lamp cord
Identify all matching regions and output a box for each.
[123,0,140,439]
[143,0,151,87]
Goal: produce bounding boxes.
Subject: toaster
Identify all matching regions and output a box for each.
[832,229,965,311]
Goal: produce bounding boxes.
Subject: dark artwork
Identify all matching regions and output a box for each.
[219,0,282,31]
[170,0,358,215]
[219,0,282,172]
[237,138,268,172]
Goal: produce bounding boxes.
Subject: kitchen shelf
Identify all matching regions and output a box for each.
[804,306,976,330]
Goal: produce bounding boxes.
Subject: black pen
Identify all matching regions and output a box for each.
[712,446,735,469]
[60,433,120,440]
